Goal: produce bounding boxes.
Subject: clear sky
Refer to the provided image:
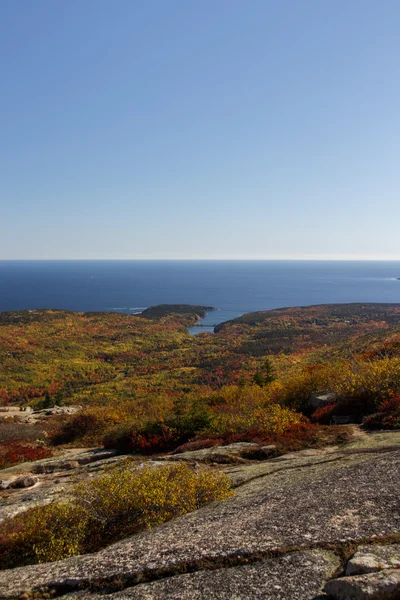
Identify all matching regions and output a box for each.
[1,0,400,260]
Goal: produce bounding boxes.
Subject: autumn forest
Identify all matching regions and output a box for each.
[0,302,400,469]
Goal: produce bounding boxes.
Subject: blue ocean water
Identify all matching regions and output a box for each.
[1,261,400,333]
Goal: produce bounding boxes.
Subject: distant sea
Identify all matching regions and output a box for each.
[1,260,400,334]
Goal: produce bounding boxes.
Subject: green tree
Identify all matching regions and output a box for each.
[253,358,276,387]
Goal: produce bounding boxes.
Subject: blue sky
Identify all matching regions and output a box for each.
[1,0,400,259]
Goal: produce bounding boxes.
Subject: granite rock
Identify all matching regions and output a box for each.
[69,550,340,600]
[346,543,400,575]
[0,431,399,598]
[162,442,277,464]
[325,569,400,599]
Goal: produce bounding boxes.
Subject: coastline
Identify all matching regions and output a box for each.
[188,308,217,335]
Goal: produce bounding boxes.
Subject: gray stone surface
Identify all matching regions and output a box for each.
[310,392,337,409]
[80,550,340,600]
[0,448,126,521]
[324,569,400,599]
[0,405,82,424]
[162,442,277,464]
[332,415,351,425]
[0,432,400,600]
[346,544,400,575]
[0,432,399,598]
[8,475,37,489]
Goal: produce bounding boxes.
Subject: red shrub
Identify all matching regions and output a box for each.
[0,423,46,443]
[380,395,400,415]
[104,423,177,455]
[0,443,53,468]
[50,413,100,445]
[131,431,175,454]
[173,423,352,456]
[311,403,339,424]
[363,394,400,430]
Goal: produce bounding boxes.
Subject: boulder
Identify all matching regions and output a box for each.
[0,450,126,522]
[76,450,117,465]
[324,569,400,599]
[332,415,351,425]
[32,460,80,474]
[309,392,337,410]
[8,476,37,489]
[346,544,400,575]
[162,442,277,464]
[33,406,82,416]
[58,460,81,470]
[241,444,278,460]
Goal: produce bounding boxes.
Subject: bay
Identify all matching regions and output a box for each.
[1,261,400,333]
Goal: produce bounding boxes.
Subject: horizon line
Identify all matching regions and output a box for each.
[2,257,400,262]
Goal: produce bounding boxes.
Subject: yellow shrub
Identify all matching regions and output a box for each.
[73,462,233,536]
[201,385,303,435]
[1,502,88,566]
[272,357,400,414]
[254,404,304,434]
[194,468,237,505]
[271,367,331,411]
[211,401,303,435]
[0,463,233,569]
[333,358,400,404]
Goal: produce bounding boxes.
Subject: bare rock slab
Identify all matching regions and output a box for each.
[0,433,400,599]
[90,550,340,600]
[0,447,399,598]
[324,569,400,599]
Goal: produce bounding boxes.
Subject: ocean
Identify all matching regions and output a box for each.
[1,260,400,333]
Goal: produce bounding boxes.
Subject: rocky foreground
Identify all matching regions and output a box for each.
[0,429,399,599]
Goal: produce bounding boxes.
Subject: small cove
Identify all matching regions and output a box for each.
[188,308,244,335]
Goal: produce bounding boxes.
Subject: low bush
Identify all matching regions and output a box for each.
[0,423,46,443]
[50,412,100,445]
[262,422,346,453]
[104,387,305,454]
[210,403,304,437]
[104,406,214,454]
[0,421,52,468]
[311,403,339,425]
[171,423,353,457]
[50,406,129,445]
[310,400,364,424]
[103,420,175,454]
[331,358,400,413]
[0,502,87,568]
[73,462,232,546]
[363,394,400,430]
[273,358,400,419]
[0,443,52,469]
[272,370,327,415]
[0,463,233,569]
